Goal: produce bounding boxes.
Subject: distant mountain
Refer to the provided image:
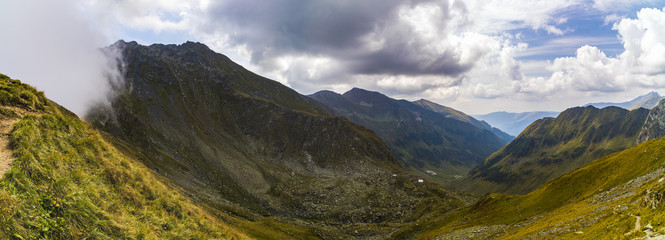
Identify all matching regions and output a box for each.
[310,89,509,183]
[454,106,649,195]
[585,91,662,110]
[86,41,470,238]
[636,98,665,144]
[473,111,559,136]
[413,99,514,143]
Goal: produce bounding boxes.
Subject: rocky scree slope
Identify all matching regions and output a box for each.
[86,41,472,239]
[310,89,509,184]
[637,98,665,145]
[455,106,649,195]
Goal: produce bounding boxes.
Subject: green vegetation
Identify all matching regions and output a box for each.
[310,89,507,184]
[413,99,514,143]
[401,134,665,239]
[455,106,649,195]
[0,75,248,239]
[0,73,48,112]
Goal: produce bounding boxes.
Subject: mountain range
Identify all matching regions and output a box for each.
[474,92,661,138]
[84,41,472,238]
[310,89,511,183]
[455,106,649,195]
[3,40,665,239]
[585,91,663,110]
[474,111,560,136]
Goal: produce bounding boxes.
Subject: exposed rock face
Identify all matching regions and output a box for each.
[636,99,665,144]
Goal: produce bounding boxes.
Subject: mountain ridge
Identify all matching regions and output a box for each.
[310,88,509,184]
[585,91,662,110]
[413,99,514,143]
[473,111,560,136]
[86,40,472,238]
[455,105,649,195]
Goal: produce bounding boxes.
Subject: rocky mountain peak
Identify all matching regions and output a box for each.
[636,98,665,144]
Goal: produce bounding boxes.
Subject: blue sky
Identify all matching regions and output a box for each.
[2,0,665,115]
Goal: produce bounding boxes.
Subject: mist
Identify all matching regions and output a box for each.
[0,0,120,116]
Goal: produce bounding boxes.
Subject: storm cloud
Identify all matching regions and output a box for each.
[205,0,473,78]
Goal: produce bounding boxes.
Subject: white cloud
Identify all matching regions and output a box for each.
[499,7,665,99]
[78,0,208,38]
[12,0,663,115]
[604,13,624,25]
[464,0,577,34]
[64,0,583,102]
[0,0,121,115]
[615,7,665,75]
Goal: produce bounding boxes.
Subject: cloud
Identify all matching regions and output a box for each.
[464,0,576,34]
[90,0,207,33]
[493,7,665,99]
[615,7,665,75]
[204,0,478,77]
[191,0,578,97]
[0,0,121,115]
[12,0,661,115]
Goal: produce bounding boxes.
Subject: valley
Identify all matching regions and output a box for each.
[2,41,665,239]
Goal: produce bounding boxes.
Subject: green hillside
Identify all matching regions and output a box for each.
[413,99,514,143]
[0,74,248,239]
[310,89,509,184]
[455,106,649,195]
[394,132,665,239]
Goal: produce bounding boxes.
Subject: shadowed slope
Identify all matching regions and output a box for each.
[310,89,508,184]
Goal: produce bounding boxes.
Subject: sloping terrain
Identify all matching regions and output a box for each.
[0,74,248,239]
[310,89,509,183]
[455,106,649,195]
[86,41,472,238]
[413,99,513,143]
[398,135,665,239]
[637,98,665,144]
[0,118,18,177]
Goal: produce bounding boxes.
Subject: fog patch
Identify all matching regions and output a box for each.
[0,0,123,116]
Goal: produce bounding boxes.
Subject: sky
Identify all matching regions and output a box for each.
[1,0,665,115]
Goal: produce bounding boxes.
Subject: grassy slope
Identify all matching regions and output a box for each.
[413,99,514,144]
[310,89,506,184]
[455,106,649,195]
[0,74,249,239]
[396,134,665,239]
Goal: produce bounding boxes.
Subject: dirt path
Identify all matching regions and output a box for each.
[0,119,18,178]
